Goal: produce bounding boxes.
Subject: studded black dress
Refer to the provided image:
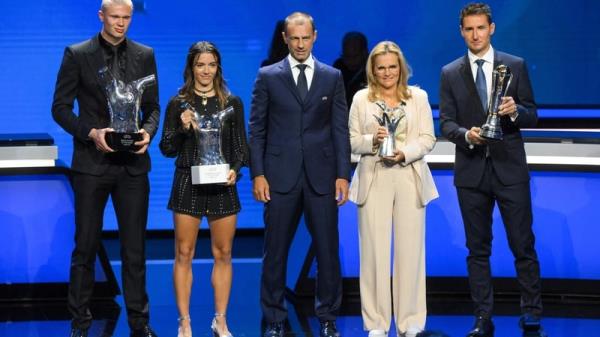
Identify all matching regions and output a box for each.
[159,94,249,217]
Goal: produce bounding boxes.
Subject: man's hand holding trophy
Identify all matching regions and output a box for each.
[478,64,516,141]
[97,66,156,152]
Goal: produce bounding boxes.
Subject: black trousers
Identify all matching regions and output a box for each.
[260,170,342,323]
[68,166,150,330]
[457,159,542,318]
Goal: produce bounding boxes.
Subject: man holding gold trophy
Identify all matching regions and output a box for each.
[439,3,545,337]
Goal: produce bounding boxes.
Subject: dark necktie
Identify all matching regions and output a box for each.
[110,46,121,80]
[475,59,487,111]
[296,64,308,100]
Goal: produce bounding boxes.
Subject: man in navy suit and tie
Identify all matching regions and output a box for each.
[249,11,351,337]
[439,3,545,337]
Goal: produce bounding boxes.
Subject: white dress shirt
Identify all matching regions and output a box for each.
[468,45,494,101]
[288,54,315,90]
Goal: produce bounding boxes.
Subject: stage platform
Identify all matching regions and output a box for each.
[2,253,600,337]
[2,130,600,336]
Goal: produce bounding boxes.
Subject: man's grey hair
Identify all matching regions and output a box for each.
[101,0,134,12]
[283,12,316,34]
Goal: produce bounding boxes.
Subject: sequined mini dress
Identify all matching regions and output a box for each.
[159,94,249,217]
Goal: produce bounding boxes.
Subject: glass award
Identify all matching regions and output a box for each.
[98,66,156,151]
[181,102,234,184]
[373,101,405,157]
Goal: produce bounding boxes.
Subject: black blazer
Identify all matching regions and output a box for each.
[439,50,537,188]
[52,35,160,176]
[248,57,351,194]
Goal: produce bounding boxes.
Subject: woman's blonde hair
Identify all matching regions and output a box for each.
[366,41,412,102]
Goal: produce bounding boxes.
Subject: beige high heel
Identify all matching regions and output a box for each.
[210,313,233,337]
[177,315,192,337]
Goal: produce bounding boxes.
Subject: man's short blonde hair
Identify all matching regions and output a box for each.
[101,0,133,12]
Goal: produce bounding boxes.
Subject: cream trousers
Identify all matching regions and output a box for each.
[358,162,426,334]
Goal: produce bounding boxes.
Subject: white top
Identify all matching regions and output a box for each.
[287,54,315,90]
[468,45,494,100]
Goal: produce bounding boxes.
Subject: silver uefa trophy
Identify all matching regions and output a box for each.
[373,101,405,157]
[479,64,513,140]
[181,102,234,184]
[98,66,156,151]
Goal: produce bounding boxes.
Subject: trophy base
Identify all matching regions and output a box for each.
[191,164,230,185]
[479,124,503,141]
[105,132,142,152]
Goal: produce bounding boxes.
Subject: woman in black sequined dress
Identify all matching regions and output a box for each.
[159,41,248,337]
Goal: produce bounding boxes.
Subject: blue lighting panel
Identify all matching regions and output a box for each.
[336,170,600,280]
[0,174,106,283]
[1,0,599,230]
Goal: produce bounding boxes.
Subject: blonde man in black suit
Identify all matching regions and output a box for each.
[52,1,159,336]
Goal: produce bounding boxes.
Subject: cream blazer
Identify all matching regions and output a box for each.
[348,87,439,207]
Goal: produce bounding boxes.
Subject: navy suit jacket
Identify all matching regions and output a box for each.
[439,50,537,188]
[248,57,351,194]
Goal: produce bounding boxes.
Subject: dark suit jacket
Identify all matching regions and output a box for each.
[52,35,160,176]
[248,57,351,195]
[439,50,537,188]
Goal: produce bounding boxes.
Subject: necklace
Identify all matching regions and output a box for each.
[194,87,214,106]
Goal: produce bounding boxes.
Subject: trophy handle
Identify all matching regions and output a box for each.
[389,114,403,131]
[133,74,156,92]
[372,114,385,126]
[216,106,235,122]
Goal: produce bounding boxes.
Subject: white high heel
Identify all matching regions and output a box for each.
[177,315,192,337]
[211,313,233,337]
[368,329,387,337]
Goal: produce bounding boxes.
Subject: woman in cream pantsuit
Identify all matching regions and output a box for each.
[348,41,438,337]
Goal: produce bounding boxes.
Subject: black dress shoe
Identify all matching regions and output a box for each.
[320,320,341,337]
[263,321,284,337]
[519,313,541,332]
[523,331,548,337]
[69,328,88,337]
[466,316,494,337]
[130,324,158,337]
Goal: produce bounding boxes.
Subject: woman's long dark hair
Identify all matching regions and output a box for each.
[178,41,229,109]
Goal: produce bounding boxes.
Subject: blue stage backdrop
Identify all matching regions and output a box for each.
[0,172,111,285]
[0,0,599,230]
[336,170,600,281]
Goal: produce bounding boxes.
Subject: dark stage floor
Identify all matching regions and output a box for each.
[3,259,600,336]
[2,233,600,336]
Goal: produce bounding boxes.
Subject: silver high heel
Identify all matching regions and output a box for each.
[177,315,192,337]
[211,313,233,337]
